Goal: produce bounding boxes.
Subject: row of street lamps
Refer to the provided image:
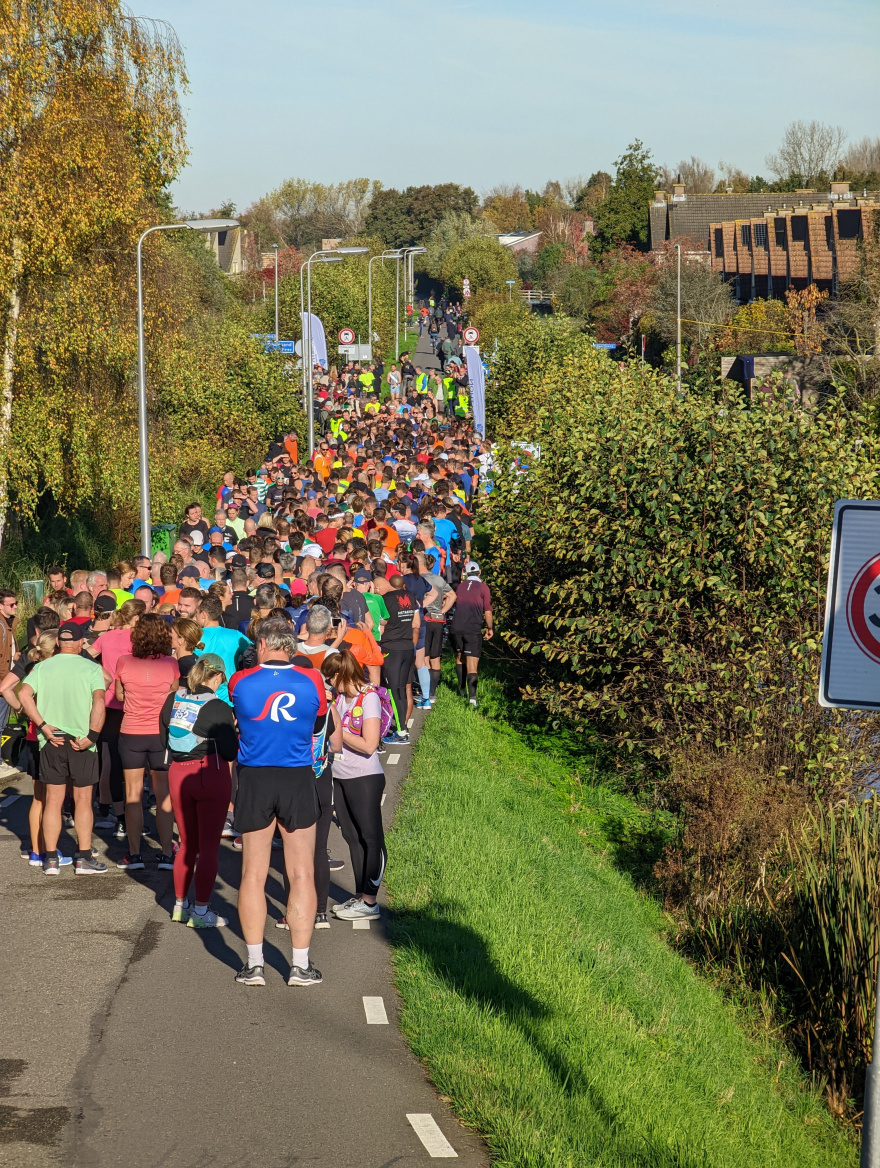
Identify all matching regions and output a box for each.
[137,223,425,555]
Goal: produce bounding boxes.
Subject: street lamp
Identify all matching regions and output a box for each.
[674,242,682,395]
[368,249,403,363]
[304,246,369,457]
[402,247,426,339]
[273,243,279,341]
[136,216,238,557]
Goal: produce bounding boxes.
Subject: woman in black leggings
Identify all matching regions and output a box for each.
[321,651,386,923]
[377,573,420,745]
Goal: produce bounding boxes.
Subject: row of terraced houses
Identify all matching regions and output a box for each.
[649,181,878,301]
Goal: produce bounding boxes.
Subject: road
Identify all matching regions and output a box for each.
[0,712,487,1168]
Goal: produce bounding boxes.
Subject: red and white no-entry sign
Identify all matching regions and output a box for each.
[820,500,880,708]
[463,326,480,344]
[338,328,355,345]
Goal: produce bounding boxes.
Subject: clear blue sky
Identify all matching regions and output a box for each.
[142,0,880,213]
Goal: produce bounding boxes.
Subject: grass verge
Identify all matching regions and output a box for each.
[385,685,857,1167]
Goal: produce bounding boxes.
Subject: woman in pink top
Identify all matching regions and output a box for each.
[87,598,145,834]
[114,614,179,871]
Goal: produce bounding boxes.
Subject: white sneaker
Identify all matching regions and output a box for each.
[332,898,380,921]
[220,817,237,839]
[330,897,359,917]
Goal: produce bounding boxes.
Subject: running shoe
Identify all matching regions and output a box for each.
[220,816,237,839]
[331,897,360,917]
[327,853,344,872]
[415,698,432,710]
[156,853,174,870]
[171,900,190,923]
[469,698,478,709]
[271,836,282,850]
[62,812,74,828]
[314,912,330,929]
[57,853,73,867]
[381,731,399,744]
[20,843,31,860]
[394,730,411,745]
[75,855,108,875]
[42,856,61,876]
[27,851,42,867]
[116,852,145,870]
[186,908,228,929]
[235,964,265,986]
[287,961,323,987]
[114,820,126,841]
[232,836,243,851]
[94,812,117,830]
[274,916,289,930]
[333,898,380,921]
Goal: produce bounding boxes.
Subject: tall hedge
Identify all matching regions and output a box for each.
[484,349,878,778]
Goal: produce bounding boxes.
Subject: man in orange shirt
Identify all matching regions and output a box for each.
[312,440,331,482]
[283,430,299,464]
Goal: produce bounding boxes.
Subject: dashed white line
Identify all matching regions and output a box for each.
[0,793,21,808]
[407,1114,458,1158]
[352,919,371,930]
[407,718,414,728]
[387,753,400,765]
[363,995,388,1024]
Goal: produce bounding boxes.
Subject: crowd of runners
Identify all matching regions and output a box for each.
[2,310,495,989]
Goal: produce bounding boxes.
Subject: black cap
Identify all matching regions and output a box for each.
[230,554,248,569]
[58,621,85,642]
[93,595,117,613]
[255,563,276,580]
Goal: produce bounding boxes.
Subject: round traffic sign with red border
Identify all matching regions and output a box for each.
[463,326,480,343]
[338,328,355,345]
[846,552,880,664]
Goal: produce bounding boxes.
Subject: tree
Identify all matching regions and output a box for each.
[423,211,493,280]
[844,136,880,176]
[557,264,601,320]
[660,156,715,194]
[573,171,612,215]
[651,251,736,354]
[0,0,187,547]
[590,245,658,345]
[534,243,565,285]
[245,177,381,254]
[481,185,533,233]
[441,236,518,299]
[766,120,847,184]
[592,141,659,253]
[364,183,477,248]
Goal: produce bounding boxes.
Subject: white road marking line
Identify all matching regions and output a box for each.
[387,753,400,765]
[352,919,371,930]
[363,995,388,1024]
[0,793,21,808]
[407,717,414,728]
[381,792,386,806]
[407,1114,458,1158]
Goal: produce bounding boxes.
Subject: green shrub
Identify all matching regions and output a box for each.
[484,346,879,783]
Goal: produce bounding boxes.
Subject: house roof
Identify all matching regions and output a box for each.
[649,192,828,249]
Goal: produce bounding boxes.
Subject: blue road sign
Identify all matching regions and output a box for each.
[279,340,295,354]
[594,343,617,350]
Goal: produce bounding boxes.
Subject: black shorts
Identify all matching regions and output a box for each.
[39,741,99,787]
[424,622,444,660]
[234,765,319,834]
[451,631,483,659]
[119,733,168,771]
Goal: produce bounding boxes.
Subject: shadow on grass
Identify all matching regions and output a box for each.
[389,901,712,1166]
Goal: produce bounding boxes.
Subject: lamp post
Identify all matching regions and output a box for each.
[674,242,682,395]
[304,246,369,457]
[506,279,515,302]
[368,249,402,362]
[401,247,426,347]
[273,243,279,341]
[136,217,238,557]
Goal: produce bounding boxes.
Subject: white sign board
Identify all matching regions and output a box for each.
[338,343,372,361]
[819,500,880,708]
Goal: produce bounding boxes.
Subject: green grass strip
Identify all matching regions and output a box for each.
[386,688,857,1168]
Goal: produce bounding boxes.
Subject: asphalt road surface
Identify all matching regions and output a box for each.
[0,711,488,1168]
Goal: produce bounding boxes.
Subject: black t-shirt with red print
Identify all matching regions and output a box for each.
[380,589,418,649]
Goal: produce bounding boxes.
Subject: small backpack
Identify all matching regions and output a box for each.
[342,685,395,740]
[167,688,215,755]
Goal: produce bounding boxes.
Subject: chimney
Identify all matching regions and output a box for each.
[653,189,667,204]
[672,183,686,201]
[830,181,852,200]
